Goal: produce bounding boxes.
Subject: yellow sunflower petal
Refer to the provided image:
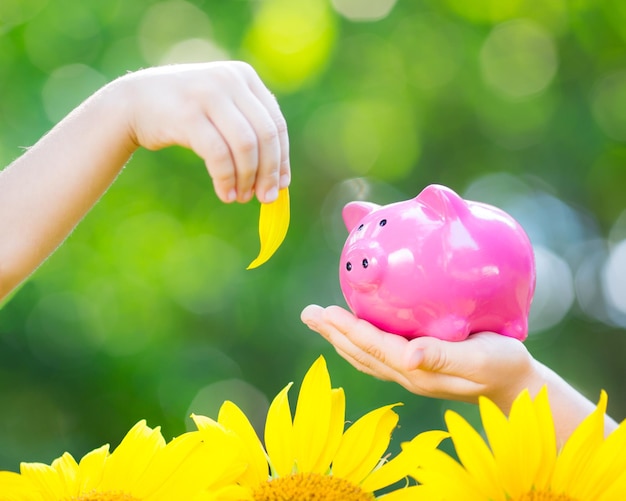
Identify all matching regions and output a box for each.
[444,409,503,500]
[311,387,346,474]
[99,420,166,491]
[138,428,246,499]
[247,187,290,269]
[376,485,428,500]
[20,455,74,499]
[191,413,219,430]
[332,404,400,485]
[76,444,109,493]
[532,386,557,487]
[576,418,626,500]
[50,452,80,496]
[217,400,269,486]
[552,390,608,495]
[292,356,333,473]
[196,484,254,501]
[479,393,510,453]
[413,449,486,501]
[360,430,448,493]
[480,390,531,497]
[0,470,42,500]
[506,390,545,495]
[598,468,626,501]
[192,414,252,489]
[264,382,294,477]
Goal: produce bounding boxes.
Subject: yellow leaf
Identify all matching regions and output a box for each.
[247,187,290,269]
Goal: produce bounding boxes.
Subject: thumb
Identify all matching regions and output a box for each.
[404,336,459,374]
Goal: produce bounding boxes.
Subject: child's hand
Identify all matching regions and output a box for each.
[300,304,540,412]
[0,61,290,299]
[301,304,619,445]
[116,61,290,204]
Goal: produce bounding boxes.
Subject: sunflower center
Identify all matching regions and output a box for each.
[252,472,375,501]
[67,491,140,501]
[512,491,578,501]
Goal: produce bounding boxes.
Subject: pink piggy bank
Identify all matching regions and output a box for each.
[339,184,535,341]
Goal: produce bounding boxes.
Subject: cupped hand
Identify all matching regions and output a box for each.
[117,61,290,204]
[301,304,540,411]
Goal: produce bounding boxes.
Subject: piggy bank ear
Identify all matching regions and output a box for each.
[416,184,470,220]
[342,201,380,231]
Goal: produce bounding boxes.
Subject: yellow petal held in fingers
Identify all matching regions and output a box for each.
[248,188,290,269]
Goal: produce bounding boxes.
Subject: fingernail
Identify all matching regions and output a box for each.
[264,186,278,203]
[407,349,424,369]
[226,189,237,203]
[241,190,253,202]
[300,309,318,330]
[279,173,290,189]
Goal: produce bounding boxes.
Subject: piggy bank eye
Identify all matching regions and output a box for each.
[346,262,353,271]
[379,219,387,227]
[357,224,364,231]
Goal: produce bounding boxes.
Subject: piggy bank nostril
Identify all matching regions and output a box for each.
[362,258,369,269]
[346,262,352,271]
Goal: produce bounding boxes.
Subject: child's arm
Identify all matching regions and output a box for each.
[301,304,619,447]
[0,62,290,300]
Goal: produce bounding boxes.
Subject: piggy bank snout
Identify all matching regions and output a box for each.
[341,246,384,292]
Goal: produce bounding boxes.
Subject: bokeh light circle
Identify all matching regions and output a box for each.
[186,379,269,436]
[304,98,420,181]
[138,1,213,65]
[528,245,575,333]
[42,64,107,123]
[480,19,558,99]
[601,239,626,315]
[242,0,336,92]
[159,38,229,65]
[331,0,397,22]
[591,70,626,142]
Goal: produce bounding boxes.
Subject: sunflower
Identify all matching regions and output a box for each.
[414,387,626,500]
[192,355,448,501]
[0,419,246,501]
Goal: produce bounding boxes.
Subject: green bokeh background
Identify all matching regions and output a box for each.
[1,0,626,470]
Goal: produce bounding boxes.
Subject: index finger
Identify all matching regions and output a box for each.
[301,305,410,372]
[242,65,291,192]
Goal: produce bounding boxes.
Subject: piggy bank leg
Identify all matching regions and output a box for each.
[424,316,471,342]
[500,318,529,341]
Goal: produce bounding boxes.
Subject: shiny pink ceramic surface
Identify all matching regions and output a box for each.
[339,184,536,341]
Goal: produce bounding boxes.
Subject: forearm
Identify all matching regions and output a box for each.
[0,78,136,299]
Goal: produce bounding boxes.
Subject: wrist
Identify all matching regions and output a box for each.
[91,74,139,156]
[523,358,552,397]
[491,350,545,414]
